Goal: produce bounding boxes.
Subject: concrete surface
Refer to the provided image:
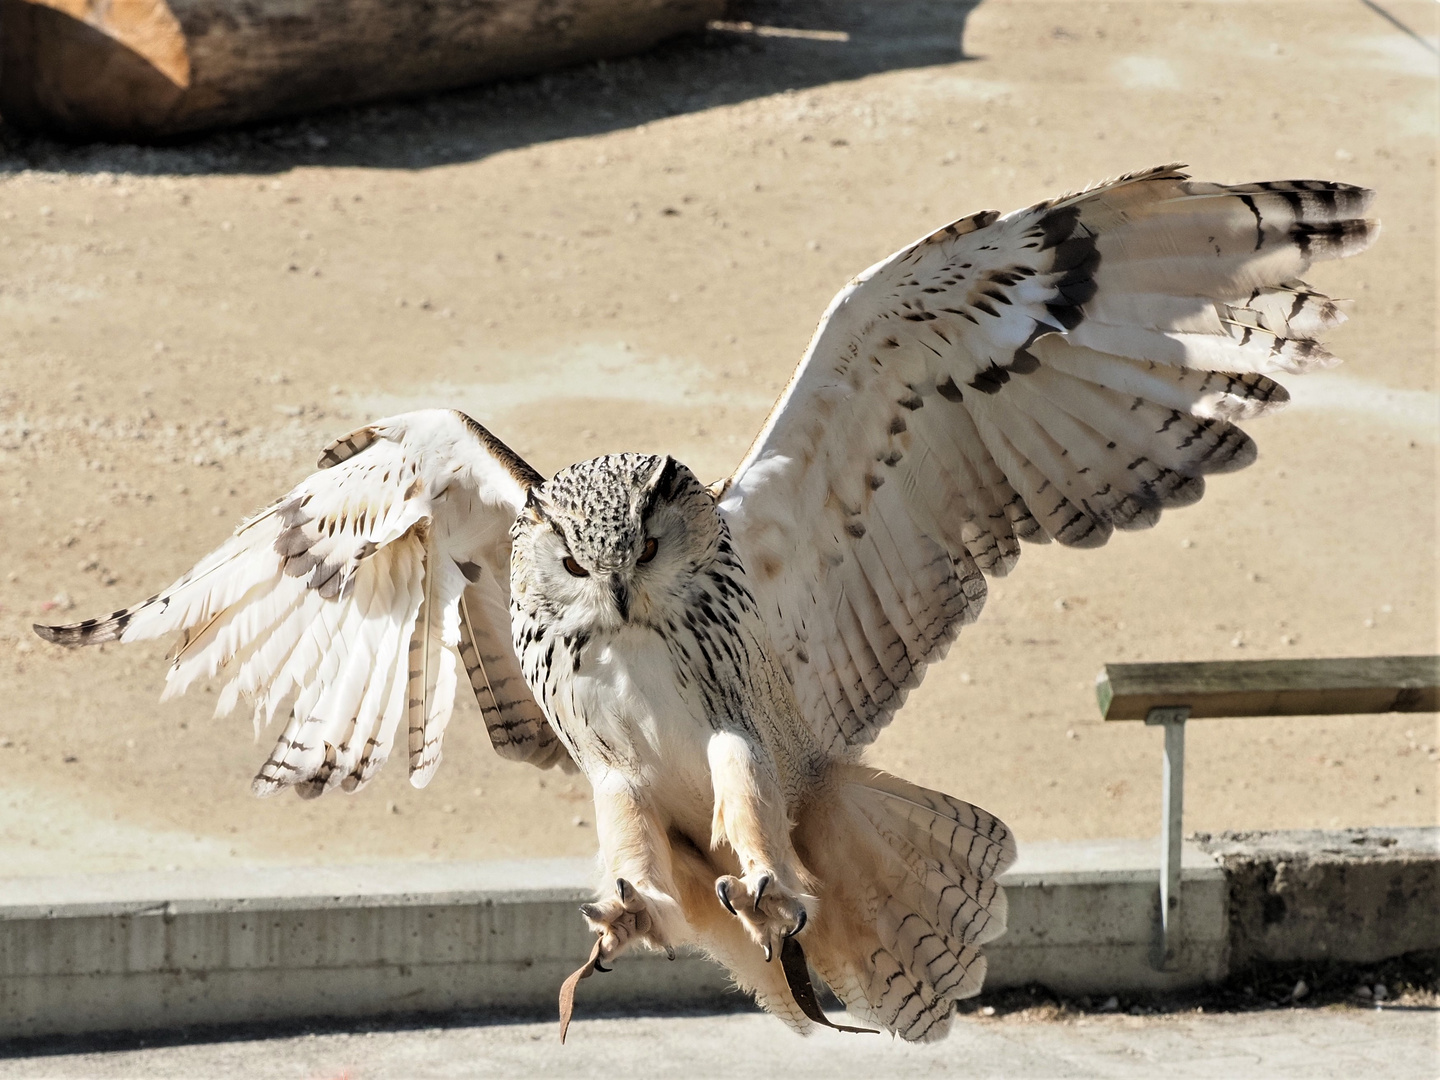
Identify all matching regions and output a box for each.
[2,830,1432,1040]
[0,1006,1436,1079]
[0,839,1230,1040]
[1196,827,1440,968]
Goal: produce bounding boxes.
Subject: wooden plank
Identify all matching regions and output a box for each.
[0,0,726,141]
[1096,656,1440,721]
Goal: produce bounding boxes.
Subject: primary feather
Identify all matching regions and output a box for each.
[717,164,1377,756]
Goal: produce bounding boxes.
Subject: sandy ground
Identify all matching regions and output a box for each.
[0,0,1434,876]
[2,1005,1435,1080]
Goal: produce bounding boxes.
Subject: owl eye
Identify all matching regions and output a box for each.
[562,556,589,578]
[638,537,659,564]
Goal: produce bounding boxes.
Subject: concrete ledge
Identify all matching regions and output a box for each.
[1195,827,1439,968]
[988,839,1227,994]
[1,830,1432,1040]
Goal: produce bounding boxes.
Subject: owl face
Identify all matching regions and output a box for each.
[510,454,721,633]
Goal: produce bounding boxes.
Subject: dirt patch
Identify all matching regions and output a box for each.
[0,0,1434,875]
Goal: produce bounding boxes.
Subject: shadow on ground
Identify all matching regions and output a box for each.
[0,0,980,177]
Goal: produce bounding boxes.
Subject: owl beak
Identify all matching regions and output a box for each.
[610,576,630,622]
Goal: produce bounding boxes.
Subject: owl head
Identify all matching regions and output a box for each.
[509,453,721,631]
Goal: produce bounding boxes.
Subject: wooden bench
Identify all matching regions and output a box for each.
[1094,655,1439,969]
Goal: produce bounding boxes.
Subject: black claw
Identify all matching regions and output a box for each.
[580,903,601,921]
[616,878,630,902]
[754,873,770,913]
[666,946,676,961]
[785,906,808,939]
[594,960,611,973]
[716,878,738,916]
[764,941,773,963]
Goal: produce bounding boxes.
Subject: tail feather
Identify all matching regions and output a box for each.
[795,766,1013,1042]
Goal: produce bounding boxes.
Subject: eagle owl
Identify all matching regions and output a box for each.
[37,166,1375,1041]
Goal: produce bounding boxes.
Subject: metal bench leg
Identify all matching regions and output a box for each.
[1145,706,1190,971]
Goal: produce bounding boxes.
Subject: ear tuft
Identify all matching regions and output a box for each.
[642,455,682,513]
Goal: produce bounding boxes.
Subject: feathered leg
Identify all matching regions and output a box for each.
[583,769,688,962]
[707,731,815,962]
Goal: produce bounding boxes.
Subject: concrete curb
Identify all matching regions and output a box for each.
[1,829,1433,1040]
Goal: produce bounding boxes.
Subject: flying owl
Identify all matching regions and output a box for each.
[37,165,1375,1041]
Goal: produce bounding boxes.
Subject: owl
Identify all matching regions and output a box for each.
[37,166,1376,1041]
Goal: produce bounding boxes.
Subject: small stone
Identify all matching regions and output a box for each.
[1334,149,1354,162]
[1230,632,1245,648]
[1098,996,1119,1012]
[386,801,399,815]
[959,672,973,684]
[1180,538,1193,548]
[1362,618,1375,629]
[573,816,588,827]
[1372,983,1387,1001]
[0,737,10,748]
[1054,597,1068,611]
[980,1005,996,1016]
[1353,984,1372,999]
[1066,729,1078,740]
[442,804,456,814]
[1291,978,1308,1001]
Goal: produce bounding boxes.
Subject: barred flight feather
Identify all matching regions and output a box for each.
[719,163,1376,754]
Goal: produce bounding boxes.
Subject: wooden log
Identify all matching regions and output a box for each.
[0,0,726,141]
[1096,656,1440,721]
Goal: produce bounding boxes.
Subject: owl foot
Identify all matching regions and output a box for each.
[579,877,672,963]
[714,871,810,962]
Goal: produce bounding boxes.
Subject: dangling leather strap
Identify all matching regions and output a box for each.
[780,937,876,1034]
[557,937,605,1044]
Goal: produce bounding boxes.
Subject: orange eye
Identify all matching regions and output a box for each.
[562,556,589,578]
[638,538,659,564]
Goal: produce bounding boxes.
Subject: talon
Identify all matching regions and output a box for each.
[753,873,770,912]
[716,878,737,916]
[580,903,602,921]
[616,878,630,902]
[594,960,611,973]
[764,941,773,963]
[666,946,676,961]
[785,907,808,939]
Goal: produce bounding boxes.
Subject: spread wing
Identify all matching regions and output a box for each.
[35,409,572,797]
[717,164,1377,756]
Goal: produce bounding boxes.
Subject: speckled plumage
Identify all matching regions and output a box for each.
[36,166,1377,1041]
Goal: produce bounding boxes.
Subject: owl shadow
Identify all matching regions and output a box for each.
[0,0,982,177]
